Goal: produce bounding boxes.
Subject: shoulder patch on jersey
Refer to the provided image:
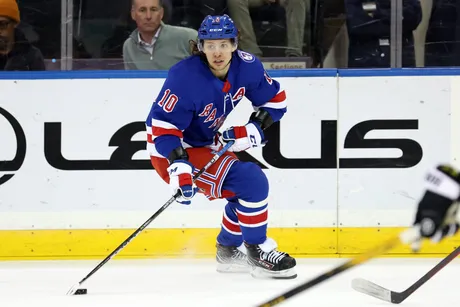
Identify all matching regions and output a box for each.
[237,50,255,63]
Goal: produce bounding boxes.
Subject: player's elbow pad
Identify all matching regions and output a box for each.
[249,109,274,130]
[168,146,189,164]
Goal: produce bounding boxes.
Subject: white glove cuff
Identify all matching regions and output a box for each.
[167,160,193,176]
[245,123,263,148]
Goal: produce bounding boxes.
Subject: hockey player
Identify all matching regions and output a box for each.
[412,164,460,248]
[145,14,296,279]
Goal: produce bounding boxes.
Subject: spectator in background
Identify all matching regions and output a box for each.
[0,0,45,71]
[345,0,422,68]
[123,0,197,70]
[227,0,309,57]
[180,0,228,29]
[423,0,460,66]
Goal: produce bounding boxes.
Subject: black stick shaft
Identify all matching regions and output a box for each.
[256,228,417,307]
[72,141,234,289]
[393,245,460,303]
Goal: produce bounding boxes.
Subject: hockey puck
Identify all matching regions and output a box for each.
[74,288,87,295]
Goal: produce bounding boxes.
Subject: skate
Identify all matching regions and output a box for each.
[245,238,297,279]
[216,243,250,273]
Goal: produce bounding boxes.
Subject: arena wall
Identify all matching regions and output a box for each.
[0,68,459,260]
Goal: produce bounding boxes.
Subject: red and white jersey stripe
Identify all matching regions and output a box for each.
[259,88,287,110]
[146,118,187,158]
[150,118,183,140]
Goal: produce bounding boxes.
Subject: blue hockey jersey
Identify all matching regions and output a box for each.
[146,50,287,159]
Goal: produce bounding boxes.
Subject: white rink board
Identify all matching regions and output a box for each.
[337,76,452,226]
[0,73,457,230]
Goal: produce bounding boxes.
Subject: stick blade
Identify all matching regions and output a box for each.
[66,283,81,295]
[352,278,392,303]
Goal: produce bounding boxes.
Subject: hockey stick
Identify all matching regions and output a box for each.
[255,227,420,307]
[66,141,234,295]
[351,245,460,304]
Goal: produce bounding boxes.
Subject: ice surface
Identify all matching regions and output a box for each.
[0,258,459,307]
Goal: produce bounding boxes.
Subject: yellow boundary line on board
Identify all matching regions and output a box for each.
[0,227,459,260]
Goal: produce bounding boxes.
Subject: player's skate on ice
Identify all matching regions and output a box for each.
[145,14,296,279]
[216,243,249,273]
[245,238,297,279]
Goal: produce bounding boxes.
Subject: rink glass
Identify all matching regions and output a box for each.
[11,0,459,70]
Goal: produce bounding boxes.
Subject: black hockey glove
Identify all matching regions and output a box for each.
[412,164,460,251]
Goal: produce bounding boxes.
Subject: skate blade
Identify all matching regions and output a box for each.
[250,267,297,279]
[216,262,250,273]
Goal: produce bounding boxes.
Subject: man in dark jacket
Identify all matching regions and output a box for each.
[0,0,45,71]
[345,0,422,68]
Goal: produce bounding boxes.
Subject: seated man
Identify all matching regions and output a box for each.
[227,0,309,57]
[123,0,198,70]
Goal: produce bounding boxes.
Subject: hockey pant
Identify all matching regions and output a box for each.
[150,147,269,246]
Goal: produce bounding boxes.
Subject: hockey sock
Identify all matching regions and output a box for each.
[217,201,243,246]
[221,161,270,245]
[236,199,268,245]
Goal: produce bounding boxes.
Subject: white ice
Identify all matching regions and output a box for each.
[0,258,458,307]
